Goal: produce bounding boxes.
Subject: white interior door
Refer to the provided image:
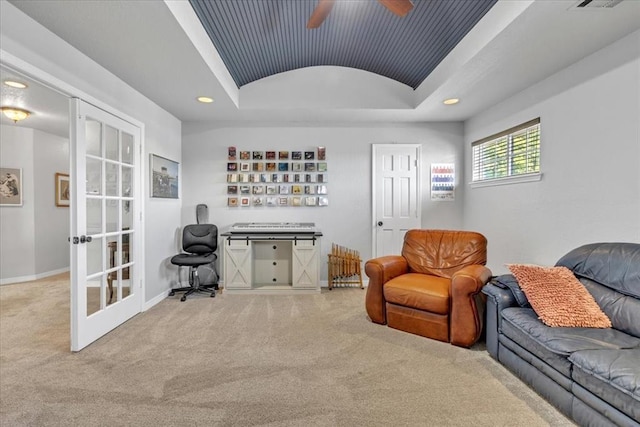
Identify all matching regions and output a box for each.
[70,98,142,351]
[372,144,421,257]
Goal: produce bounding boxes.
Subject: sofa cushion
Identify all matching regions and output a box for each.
[556,242,640,299]
[569,348,640,421]
[384,273,449,314]
[581,277,640,338]
[501,307,640,377]
[507,264,611,328]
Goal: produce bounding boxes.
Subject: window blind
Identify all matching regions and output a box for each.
[472,118,540,182]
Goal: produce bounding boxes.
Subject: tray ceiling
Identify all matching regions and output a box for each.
[189,0,498,89]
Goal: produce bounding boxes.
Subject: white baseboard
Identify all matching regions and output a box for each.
[143,288,169,311]
[0,267,70,286]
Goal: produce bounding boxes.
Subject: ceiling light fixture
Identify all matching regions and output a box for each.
[3,80,28,89]
[197,96,214,103]
[443,98,460,105]
[1,107,31,123]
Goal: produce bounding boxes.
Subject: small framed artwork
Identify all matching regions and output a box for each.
[279,151,289,160]
[240,185,250,194]
[252,151,264,160]
[228,197,238,207]
[317,147,326,160]
[318,197,329,206]
[227,185,238,194]
[228,146,237,160]
[240,197,250,207]
[266,197,277,207]
[292,151,302,160]
[266,151,276,160]
[304,162,315,172]
[252,186,264,195]
[253,197,264,206]
[0,167,23,206]
[55,172,70,207]
[240,162,250,172]
[278,197,288,206]
[291,196,302,206]
[278,162,289,171]
[227,162,238,172]
[240,151,251,160]
[304,151,315,160]
[151,154,179,198]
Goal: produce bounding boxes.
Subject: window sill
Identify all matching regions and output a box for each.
[470,173,542,188]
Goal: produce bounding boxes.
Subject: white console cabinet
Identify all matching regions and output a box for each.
[222,228,321,294]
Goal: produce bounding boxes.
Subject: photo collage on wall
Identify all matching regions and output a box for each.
[226,147,328,207]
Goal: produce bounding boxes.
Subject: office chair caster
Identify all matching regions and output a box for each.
[169,290,175,296]
[180,295,187,302]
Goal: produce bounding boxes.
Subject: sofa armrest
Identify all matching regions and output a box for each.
[482,282,519,359]
[449,264,493,347]
[364,256,408,324]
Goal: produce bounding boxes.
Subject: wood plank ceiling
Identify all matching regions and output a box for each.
[189,0,498,89]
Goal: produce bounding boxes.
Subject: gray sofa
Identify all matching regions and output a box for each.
[483,242,640,427]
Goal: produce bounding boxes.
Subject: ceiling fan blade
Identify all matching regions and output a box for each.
[307,0,335,29]
[377,0,414,17]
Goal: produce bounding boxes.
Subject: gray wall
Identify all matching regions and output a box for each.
[0,126,69,283]
[181,122,465,281]
[34,129,70,276]
[463,30,640,274]
[0,126,36,282]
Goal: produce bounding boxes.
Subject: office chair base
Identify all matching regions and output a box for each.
[169,265,218,301]
[169,284,217,301]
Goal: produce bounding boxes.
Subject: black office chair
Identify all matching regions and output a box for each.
[169,224,218,301]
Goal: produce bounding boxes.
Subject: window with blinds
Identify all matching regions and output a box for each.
[472,118,541,183]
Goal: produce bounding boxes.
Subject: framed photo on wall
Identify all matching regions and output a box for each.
[55,172,70,207]
[151,154,179,199]
[0,167,23,206]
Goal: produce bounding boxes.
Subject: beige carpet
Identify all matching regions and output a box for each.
[0,274,573,426]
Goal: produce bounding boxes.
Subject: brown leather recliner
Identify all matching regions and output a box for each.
[365,229,492,348]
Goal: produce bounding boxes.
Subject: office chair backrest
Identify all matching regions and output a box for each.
[182,224,218,255]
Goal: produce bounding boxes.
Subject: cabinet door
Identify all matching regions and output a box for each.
[224,240,252,289]
[292,239,319,289]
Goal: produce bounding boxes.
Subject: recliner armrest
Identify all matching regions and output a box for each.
[450,264,492,347]
[364,256,409,324]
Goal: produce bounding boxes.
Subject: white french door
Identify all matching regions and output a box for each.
[70,98,142,351]
[372,144,421,258]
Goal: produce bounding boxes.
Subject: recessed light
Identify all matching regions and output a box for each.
[443,98,459,105]
[3,80,28,89]
[197,96,214,103]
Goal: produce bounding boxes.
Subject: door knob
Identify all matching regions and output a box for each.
[377,221,383,226]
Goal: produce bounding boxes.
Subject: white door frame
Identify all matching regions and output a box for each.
[1,50,146,350]
[371,143,422,258]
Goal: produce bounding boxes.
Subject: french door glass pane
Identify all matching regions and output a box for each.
[105,162,119,197]
[122,201,133,231]
[122,165,133,198]
[86,198,102,236]
[106,199,119,233]
[86,157,102,195]
[86,119,102,157]
[122,132,134,165]
[87,275,103,316]
[86,237,103,276]
[105,125,118,161]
